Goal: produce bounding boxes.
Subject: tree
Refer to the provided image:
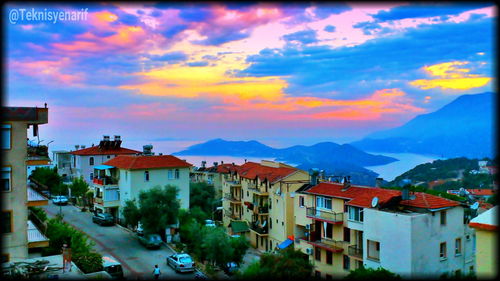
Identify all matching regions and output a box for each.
[138,185,180,234]
[190,182,217,214]
[30,167,62,193]
[70,177,89,199]
[28,207,47,222]
[238,248,313,279]
[73,252,103,273]
[229,235,250,266]
[121,199,141,228]
[201,227,233,268]
[345,267,401,280]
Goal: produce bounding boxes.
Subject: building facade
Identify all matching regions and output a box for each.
[294,179,475,279]
[92,154,192,221]
[469,206,497,279]
[69,135,140,184]
[2,106,50,263]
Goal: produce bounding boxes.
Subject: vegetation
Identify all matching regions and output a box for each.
[190,182,219,218]
[345,267,401,280]
[42,217,102,273]
[238,248,313,279]
[30,167,68,195]
[486,193,497,205]
[28,206,48,222]
[121,185,180,234]
[69,177,89,202]
[391,157,484,184]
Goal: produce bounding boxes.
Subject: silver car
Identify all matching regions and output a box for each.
[166,253,195,273]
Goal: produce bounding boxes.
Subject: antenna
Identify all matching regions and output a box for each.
[371,196,379,208]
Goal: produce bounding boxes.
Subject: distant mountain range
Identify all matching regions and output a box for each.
[350,92,495,158]
[174,139,398,185]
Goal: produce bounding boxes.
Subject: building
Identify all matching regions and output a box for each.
[221,160,309,252]
[2,106,50,263]
[191,161,238,201]
[69,135,140,184]
[469,206,497,279]
[26,142,53,182]
[52,150,73,183]
[91,147,192,221]
[294,175,475,279]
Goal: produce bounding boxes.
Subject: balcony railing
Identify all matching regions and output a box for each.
[250,221,269,235]
[308,237,345,253]
[253,205,269,214]
[95,197,103,205]
[224,192,241,202]
[247,184,268,195]
[93,177,118,185]
[348,245,363,259]
[306,207,344,223]
[27,145,49,158]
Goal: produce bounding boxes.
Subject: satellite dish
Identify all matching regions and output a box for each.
[471,202,479,210]
[371,196,379,208]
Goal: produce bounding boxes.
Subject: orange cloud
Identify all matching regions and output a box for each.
[9,58,82,85]
[410,61,492,90]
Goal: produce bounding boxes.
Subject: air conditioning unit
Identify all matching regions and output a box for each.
[305,224,310,230]
[306,248,313,255]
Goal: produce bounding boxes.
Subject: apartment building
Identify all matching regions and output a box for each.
[26,142,52,182]
[221,160,308,252]
[469,206,497,279]
[69,135,140,184]
[190,161,232,200]
[2,106,50,263]
[52,150,72,183]
[91,148,192,221]
[294,175,475,279]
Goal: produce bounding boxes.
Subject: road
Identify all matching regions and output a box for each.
[42,203,197,279]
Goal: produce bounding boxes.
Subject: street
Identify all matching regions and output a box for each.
[42,203,197,279]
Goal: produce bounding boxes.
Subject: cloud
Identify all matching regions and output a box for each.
[187,61,210,67]
[149,51,188,63]
[324,25,336,32]
[409,61,492,90]
[282,29,318,44]
[371,3,493,21]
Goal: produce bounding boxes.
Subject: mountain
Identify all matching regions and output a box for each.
[350,92,495,158]
[174,139,398,185]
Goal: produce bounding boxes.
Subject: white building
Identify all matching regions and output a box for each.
[69,135,140,184]
[92,153,192,221]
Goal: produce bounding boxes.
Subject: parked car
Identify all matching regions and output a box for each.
[52,195,68,205]
[138,234,162,249]
[136,222,144,236]
[223,262,239,275]
[92,213,115,226]
[166,253,195,273]
[102,256,123,279]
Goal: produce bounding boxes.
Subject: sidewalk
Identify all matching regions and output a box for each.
[240,247,262,271]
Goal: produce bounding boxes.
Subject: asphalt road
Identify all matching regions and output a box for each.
[42,203,197,279]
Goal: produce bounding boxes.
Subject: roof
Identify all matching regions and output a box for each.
[469,206,497,231]
[70,146,140,156]
[229,221,249,233]
[467,189,495,196]
[103,155,192,170]
[215,163,240,174]
[305,182,460,210]
[94,164,114,170]
[2,106,47,121]
[237,161,297,183]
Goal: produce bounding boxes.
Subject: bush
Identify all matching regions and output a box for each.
[345,267,401,279]
[73,252,103,274]
[29,207,48,222]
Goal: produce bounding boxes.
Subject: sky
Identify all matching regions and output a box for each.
[4,2,496,154]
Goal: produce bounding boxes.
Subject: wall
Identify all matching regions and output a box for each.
[475,228,497,278]
[75,154,119,183]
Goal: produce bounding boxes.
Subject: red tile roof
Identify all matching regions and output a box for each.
[305,182,460,209]
[467,189,495,196]
[103,155,192,170]
[237,162,297,183]
[215,163,240,174]
[70,146,140,156]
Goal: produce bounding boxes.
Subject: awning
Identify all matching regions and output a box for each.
[94,165,114,170]
[229,221,249,233]
[277,239,293,249]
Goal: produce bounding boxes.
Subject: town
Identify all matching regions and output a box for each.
[1,105,496,279]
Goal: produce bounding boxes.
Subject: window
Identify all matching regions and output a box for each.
[440,211,446,225]
[455,238,462,255]
[247,191,249,197]
[1,211,12,234]
[323,222,333,239]
[343,227,351,242]
[440,242,447,259]
[175,169,179,179]
[1,124,11,149]
[326,274,332,280]
[315,271,321,278]
[145,171,150,181]
[270,220,272,229]
[1,167,11,192]
[316,196,332,210]
[1,254,9,263]
[73,156,76,167]
[299,196,305,207]
[367,240,380,261]
[348,206,364,222]
[343,255,350,270]
[90,173,93,181]
[326,251,333,265]
[315,247,321,261]
[167,170,173,179]
[107,155,111,159]
[125,171,127,181]
[89,157,94,166]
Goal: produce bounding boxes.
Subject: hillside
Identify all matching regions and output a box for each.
[350,92,494,158]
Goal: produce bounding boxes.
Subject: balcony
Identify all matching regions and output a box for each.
[308,237,345,253]
[27,186,49,207]
[93,176,118,186]
[224,208,241,220]
[348,245,363,259]
[224,192,242,203]
[250,221,269,236]
[27,220,49,249]
[253,205,269,215]
[306,207,344,224]
[247,184,269,196]
[27,144,50,161]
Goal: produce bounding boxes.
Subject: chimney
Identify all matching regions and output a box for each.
[244,159,247,163]
[309,168,319,186]
[103,135,110,141]
[319,170,325,181]
[81,145,86,149]
[143,144,153,156]
[75,145,80,150]
[213,162,218,167]
[201,161,206,168]
[402,185,410,201]
[375,177,384,188]
[221,160,224,164]
[159,153,163,156]
[114,135,121,141]
[342,176,351,190]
